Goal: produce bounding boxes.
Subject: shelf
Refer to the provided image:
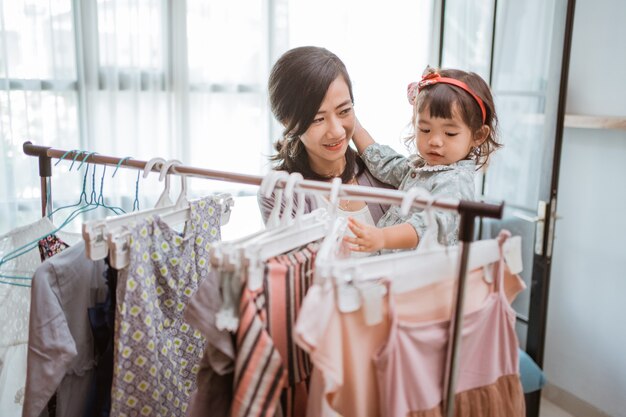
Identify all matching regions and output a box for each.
[564,114,626,131]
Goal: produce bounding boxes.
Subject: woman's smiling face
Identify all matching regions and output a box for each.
[299,76,355,177]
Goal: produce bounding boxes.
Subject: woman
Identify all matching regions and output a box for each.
[258,46,392,224]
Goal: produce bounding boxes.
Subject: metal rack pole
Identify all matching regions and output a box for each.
[443,209,478,417]
[23,141,504,220]
[37,152,53,218]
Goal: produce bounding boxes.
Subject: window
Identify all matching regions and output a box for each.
[0,0,435,236]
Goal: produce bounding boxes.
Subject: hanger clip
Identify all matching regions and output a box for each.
[335,272,361,313]
[503,235,523,274]
[360,281,387,326]
[82,221,109,260]
[108,229,131,269]
[246,253,264,291]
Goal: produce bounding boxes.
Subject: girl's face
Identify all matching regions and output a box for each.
[416,104,483,166]
[299,76,355,177]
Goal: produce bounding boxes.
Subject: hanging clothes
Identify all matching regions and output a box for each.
[110,196,222,416]
[82,257,118,417]
[373,253,525,417]
[0,217,80,417]
[231,242,318,417]
[23,240,108,417]
[294,239,526,417]
[184,267,237,417]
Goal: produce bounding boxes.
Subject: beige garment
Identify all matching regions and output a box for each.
[295,265,524,417]
[183,269,236,417]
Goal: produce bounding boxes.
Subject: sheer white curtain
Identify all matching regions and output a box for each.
[0,0,181,234]
[0,0,79,232]
[0,0,436,236]
[81,0,177,159]
[76,0,181,214]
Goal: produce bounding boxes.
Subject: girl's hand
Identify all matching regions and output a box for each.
[351,118,375,154]
[344,217,385,252]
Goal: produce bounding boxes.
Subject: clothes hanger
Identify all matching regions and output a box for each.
[83,157,178,260]
[106,159,190,269]
[83,158,234,262]
[325,187,523,324]
[242,174,335,291]
[210,171,321,272]
[0,153,103,285]
[152,158,180,208]
[210,170,293,332]
[45,150,92,220]
[107,161,237,269]
[313,216,349,283]
[209,171,286,270]
[211,171,332,333]
[312,176,354,283]
[95,165,126,215]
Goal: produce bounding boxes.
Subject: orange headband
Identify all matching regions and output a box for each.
[407,72,487,124]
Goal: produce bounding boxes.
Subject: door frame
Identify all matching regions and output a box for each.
[524,1,576,415]
[436,0,577,416]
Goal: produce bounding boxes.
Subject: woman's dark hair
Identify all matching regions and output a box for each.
[268,46,363,182]
[404,68,502,169]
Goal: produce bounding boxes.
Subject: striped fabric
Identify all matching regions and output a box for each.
[231,243,318,417]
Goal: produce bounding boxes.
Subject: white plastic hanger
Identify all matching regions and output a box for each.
[209,170,301,270]
[107,160,191,268]
[242,173,334,290]
[327,187,523,324]
[213,170,317,259]
[314,216,349,283]
[313,178,350,282]
[83,158,234,262]
[264,170,290,229]
[83,157,174,260]
[150,158,177,208]
[211,171,326,332]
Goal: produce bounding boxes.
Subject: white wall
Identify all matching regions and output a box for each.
[544,0,626,416]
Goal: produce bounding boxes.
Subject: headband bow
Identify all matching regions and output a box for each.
[406,70,487,124]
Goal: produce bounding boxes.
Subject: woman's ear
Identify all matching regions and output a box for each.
[473,125,490,146]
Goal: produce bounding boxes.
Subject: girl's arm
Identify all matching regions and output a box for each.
[353,120,412,188]
[404,169,476,246]
[352,118,376,154]
[345,217,418,252]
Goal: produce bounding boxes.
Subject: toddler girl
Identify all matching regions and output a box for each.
[347,66,501,252]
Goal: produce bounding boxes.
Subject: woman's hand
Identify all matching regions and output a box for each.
[344,217,385,252]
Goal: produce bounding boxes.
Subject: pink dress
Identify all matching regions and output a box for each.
[373,249,525,417]
[294,235,525,417]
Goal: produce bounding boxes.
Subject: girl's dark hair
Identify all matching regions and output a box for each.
[404,68,502,169]
[268,46,363,182]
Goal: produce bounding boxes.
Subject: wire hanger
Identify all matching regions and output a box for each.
[0,154,112,285]
[83,157,234,267]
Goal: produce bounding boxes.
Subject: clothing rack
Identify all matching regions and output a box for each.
[23,140,504,417]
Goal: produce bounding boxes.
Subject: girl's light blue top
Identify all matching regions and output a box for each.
[361,143,477,248]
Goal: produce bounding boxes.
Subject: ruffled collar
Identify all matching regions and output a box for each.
[412,157,476,172]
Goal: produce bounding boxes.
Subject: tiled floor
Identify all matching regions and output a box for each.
[541,397,576,417]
